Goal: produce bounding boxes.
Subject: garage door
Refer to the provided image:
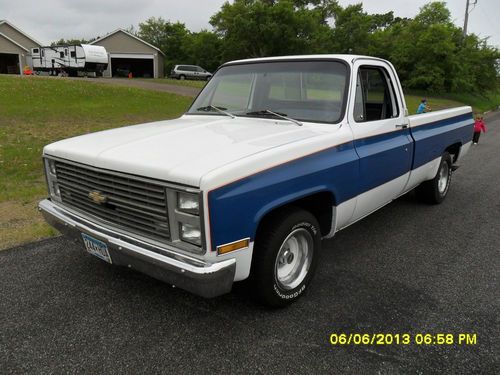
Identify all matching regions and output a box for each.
[110,54,154,78]
[0,53,20,74]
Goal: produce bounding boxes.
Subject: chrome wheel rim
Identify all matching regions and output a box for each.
[438,161,450,194]
[274,228,313,290]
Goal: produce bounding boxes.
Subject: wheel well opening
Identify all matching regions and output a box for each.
[255,192,335,241]
[445,143,461,163]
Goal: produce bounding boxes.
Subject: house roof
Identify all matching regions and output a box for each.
[0,31,29,52]
[0,20,42,47]
[89,29,165,56]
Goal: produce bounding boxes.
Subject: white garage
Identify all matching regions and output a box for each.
[90,29,164,78]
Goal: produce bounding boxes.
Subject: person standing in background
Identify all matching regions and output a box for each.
[473,114,487,144]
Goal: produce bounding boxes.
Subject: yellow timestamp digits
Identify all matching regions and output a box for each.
[329,333,477,346]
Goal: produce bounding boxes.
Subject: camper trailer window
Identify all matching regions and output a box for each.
[65,49,68,56]
[59,52,64,58]
[70,51,76,58]
[33,48,39,54]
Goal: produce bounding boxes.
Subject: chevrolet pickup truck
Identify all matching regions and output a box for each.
[39,55,474,307]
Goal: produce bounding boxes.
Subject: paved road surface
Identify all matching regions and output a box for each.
[1,114,499,373]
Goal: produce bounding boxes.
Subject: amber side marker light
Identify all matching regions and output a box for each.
[217,238,250,255]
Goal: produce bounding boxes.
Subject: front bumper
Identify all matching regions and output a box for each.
[38,199,236,298]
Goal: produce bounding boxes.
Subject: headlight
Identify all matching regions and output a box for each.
[48,159,57,175]
[177,192,199,215]
[179,223,201,246]
[44,158,62,202]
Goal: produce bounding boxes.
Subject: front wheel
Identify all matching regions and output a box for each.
[251,207,321,307]
[416,152,452,204]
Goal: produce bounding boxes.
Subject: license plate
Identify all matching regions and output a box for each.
[81,233,112,264]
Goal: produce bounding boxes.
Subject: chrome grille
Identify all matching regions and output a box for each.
[54,161,170,241]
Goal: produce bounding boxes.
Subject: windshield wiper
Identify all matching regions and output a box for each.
[245,109,302,126]
[196,105,235,119]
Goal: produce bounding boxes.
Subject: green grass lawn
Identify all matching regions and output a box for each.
[405,91,499,114]
[139,77,207,89]
[405,94,466,114]
[0,75,192,250]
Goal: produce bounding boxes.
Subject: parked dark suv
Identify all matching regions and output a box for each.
[170,65,212,80]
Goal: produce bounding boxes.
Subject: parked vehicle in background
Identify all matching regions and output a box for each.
[31,44,108,77]
[170,65,212,80]
[39,55,474,307]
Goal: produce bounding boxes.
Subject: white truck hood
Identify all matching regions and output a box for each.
[43,115,326,187]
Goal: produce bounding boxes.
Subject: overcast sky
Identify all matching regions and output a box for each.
[1,0,498,47]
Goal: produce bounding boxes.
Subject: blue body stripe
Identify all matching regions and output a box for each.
[208,112,473,250]
[411,113,473,169]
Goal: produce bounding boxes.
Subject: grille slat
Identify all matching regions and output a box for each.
[55,161,171,241]
[56,171,164,200]
[56,164,165,194]
[58,180,167,215]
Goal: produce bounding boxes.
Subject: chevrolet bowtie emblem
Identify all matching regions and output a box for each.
[88,190,107,204]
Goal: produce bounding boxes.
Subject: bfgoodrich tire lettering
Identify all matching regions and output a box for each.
[251,207,321,307]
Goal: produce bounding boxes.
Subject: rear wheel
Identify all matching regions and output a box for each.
[416,152,452,204]
[251,207,321,307]
[179,75,185,80]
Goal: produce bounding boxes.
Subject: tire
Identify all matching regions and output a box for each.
[179,75,185,80]
[251,207,321,307]
[416,152,452,204]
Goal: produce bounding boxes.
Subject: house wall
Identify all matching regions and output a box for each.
[92,31,164,78]
[0,23,40,50]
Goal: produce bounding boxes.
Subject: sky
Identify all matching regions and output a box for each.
[1,0,499,47]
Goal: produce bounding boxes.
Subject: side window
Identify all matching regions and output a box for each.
[59,51,64,58]
[32,48,39,54]
[354,66,399,122]
[70,51,76,58]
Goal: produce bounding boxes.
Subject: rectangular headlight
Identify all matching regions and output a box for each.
[44,158,61,201]
[48,159,57,176]
[177,192,199,215]
[179,223,201,246]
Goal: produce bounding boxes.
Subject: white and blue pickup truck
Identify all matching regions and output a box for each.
[39,55,474,307]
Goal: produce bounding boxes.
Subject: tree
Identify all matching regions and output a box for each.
[51,38,89,46]
[210,0,329,61]
[185,31,223,72]
[138,17,191,70]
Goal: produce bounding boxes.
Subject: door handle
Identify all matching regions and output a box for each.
[395,124,408,129]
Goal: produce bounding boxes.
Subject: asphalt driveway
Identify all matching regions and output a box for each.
[1,114,499,374]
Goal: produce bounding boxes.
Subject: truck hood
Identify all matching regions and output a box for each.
[43,115,328,187]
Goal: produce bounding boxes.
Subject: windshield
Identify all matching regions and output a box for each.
[187,60,349,124]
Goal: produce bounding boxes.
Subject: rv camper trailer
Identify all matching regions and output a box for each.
[31,44,108,76]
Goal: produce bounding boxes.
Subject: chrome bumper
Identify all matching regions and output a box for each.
[38,199,236,298]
